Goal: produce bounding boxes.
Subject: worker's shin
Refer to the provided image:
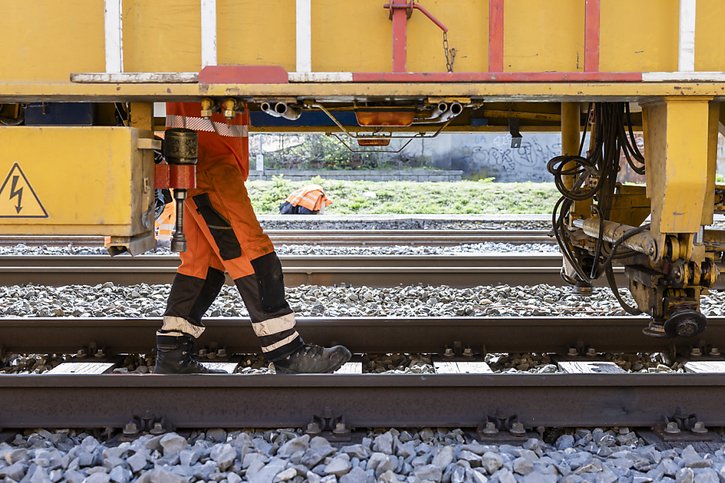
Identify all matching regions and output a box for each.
[162,269,225,337]
[156,269,227,374]
[235,253,303,361]
[189,267,226,323]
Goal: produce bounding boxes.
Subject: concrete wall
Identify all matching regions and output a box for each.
[247,169,463,182]
[250,132,725,183]
[420,133,561,182]
[418,132,725,182]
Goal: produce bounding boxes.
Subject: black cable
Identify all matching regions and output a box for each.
[601,223,651,315]
[546,102,648,308]
[622,103,646,175]
[601,223,651,272]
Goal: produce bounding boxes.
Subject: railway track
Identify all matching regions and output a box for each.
[1,316,725,430]
[0,229,553,248]
[0,253,627,287]
[1,316,720,354]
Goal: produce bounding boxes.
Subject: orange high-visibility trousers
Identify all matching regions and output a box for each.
[178,154,273,281]
[161,103,303,361]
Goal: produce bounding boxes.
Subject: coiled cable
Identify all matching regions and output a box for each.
[546,102,647,311]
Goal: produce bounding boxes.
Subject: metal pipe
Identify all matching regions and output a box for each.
[416,102,451,123]
[438,102,463,122]
[560,103,580,192]
[574,217,658,260]
[260,101,281,118]
[448,102,463,116]
[274,102,302,121]
[430,102,448,119]
[412,3,448,32]
[312,103,453,140]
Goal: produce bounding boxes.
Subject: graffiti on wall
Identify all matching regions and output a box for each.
[443,134,562,182]
[429,132,725,182]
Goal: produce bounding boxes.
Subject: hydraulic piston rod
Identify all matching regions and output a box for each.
[574,217,658,260]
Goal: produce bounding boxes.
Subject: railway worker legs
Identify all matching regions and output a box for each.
[156,156,350,375]
[156,159,350,373]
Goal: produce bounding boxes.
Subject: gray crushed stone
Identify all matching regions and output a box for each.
[0,216,554,256]
[0,241,558,257]
[0,283,715,375]
[0,428,723,483]
[3,283,724,318]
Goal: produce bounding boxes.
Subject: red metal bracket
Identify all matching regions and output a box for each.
[154,164,170,189]
[155,164,197,190]
[384,0,414,20]
[383,1,449,72]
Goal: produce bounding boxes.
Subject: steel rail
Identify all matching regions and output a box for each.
[0,254,627,287]
[0,316,720,355]
[3,316,725,429]
[2,373,725,430]
[0,229,552,248]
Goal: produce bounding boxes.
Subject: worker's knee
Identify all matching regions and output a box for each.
[251,252,288,313]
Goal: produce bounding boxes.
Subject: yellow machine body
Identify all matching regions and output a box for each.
[0,127,155,236]
[2,0,725,77]
[1,1,725,333]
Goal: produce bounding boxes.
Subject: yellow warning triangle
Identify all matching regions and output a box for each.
[0,163,48,218]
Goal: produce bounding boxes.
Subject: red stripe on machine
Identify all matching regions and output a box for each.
[391,3,408,72]
[351,72,643,82]
[488,0,505,72]
[584,0,601,72]
[198,65,289,84]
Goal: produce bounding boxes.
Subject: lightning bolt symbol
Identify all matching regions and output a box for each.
[9,175,23,214]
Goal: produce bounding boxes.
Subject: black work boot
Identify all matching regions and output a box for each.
[154,334,226,374]
[274,344,352,374]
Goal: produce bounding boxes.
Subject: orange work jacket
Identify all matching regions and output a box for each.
[166,102,250,180]
[286,184,333,212]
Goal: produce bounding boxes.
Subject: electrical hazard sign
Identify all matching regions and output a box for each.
[0,163,48,218]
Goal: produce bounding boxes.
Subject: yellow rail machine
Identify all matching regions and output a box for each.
[1,0,724,337]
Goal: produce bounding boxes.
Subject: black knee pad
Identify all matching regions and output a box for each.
[250,252,288,313]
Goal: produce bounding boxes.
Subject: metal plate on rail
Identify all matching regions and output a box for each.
[47,362,115,375]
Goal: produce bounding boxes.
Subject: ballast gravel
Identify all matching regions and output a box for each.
[0,241,558,257]
[2,283,724,319]
[0,427,723,483]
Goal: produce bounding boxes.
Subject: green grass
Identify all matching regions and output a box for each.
[247,176,559,215]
